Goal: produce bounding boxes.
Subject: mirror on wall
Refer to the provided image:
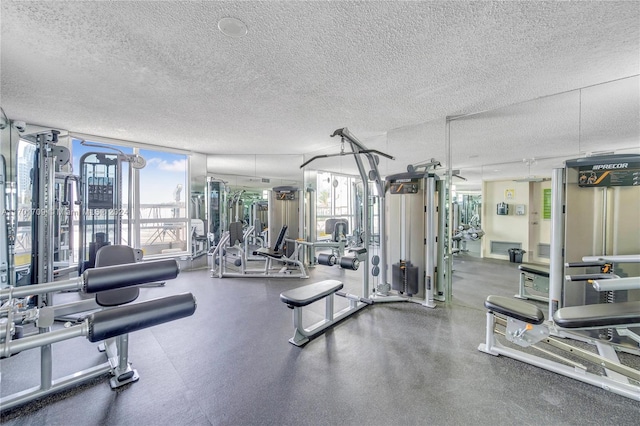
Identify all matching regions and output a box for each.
[206,153,304,237]
[447,75,639,264]
[0,117,14,288]
[206,154,304,191]
[189,152,208,259]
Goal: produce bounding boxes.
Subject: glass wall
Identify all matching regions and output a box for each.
[137,148,188,256]
[0,119,10,288]
[14,140,36,272]
[69,137,190,264]
[315,171,357,239]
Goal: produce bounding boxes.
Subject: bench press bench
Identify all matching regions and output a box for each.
[514,263,550,302]
[254,225,309,278]
[479,294,640,401]
[280,280,371,346]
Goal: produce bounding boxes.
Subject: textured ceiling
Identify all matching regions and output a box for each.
[1,1,639,190]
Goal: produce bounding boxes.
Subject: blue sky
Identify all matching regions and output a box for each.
[72,139,187,205]
[138,149,187,204]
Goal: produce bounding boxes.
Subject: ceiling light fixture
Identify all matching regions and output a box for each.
[218,17,248,38]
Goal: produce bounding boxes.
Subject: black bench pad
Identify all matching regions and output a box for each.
[485,295,545,325]
[518,263,550,278]
[280,280,343,307]
[553,301,640,329]
[255,248,284,259]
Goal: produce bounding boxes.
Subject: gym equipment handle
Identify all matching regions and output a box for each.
[336,291,374,305]
[565,273,616,282]
[565,261,607,268]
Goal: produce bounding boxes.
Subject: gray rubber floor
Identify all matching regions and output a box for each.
[1,254,639,425]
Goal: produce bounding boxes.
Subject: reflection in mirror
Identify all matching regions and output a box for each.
[0,113,13,288]
[13,139,35,286]
[449,92,581,264]
[190,152,208,260]
[206,177,227,248]
[206,154,304,190]
[206,153,304,251]
[451,166,483,258]
[448,76,639,266]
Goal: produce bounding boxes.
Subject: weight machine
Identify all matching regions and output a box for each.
[560,155,640,309]
[228,189,245,224]
[22,131,70,291]
[206,177,227,248]
[77,143,146,273]
[383,169,446,307]
[250,200,268,245]
[479,154,640,401]
[268,186,302,256]
[1,155,8,288]
[210,222,309,278]
[209,185,309,278]
[0,258,196,412]
[301,128,394,297]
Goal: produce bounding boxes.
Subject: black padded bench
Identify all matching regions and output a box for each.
[485,295,640,329]
[485,295,545,325]
[553,301,640,329]
[280,280,365,346]
[255,225,288,259]
[479,293,640,401]
[280,280,344,308]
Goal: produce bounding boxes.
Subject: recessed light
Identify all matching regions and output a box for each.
[218,17,248,38]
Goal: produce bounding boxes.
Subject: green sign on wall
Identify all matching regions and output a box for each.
[543,188,551,220]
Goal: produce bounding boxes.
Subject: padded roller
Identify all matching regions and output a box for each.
[83,259,179,293]
[317,253,336,266]
[339,257,359,271]
[87,293,197,342]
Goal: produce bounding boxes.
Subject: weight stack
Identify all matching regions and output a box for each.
[391,261,419,296]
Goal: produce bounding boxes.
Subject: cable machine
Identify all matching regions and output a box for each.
[251,200,268,234]
[548,154,640,347]
[0,155,8,288]
[384,168,445,307]
[77,146,146,273]
[206,177,227,247]
[268,186,302,256]
[78,152,121,272]
[301,127,393,296]
[24,131,70,287]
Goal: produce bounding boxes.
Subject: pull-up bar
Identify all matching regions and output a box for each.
[300,128,395,169]
[299,127,394,297]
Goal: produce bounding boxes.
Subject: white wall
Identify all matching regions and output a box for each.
[482,180,531,262]
[529,180,552,264]
[482,179,554,264]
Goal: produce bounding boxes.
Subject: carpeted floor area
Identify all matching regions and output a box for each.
[1,254,639,425]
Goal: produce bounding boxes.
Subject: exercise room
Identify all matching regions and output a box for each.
[1,1,639,425]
